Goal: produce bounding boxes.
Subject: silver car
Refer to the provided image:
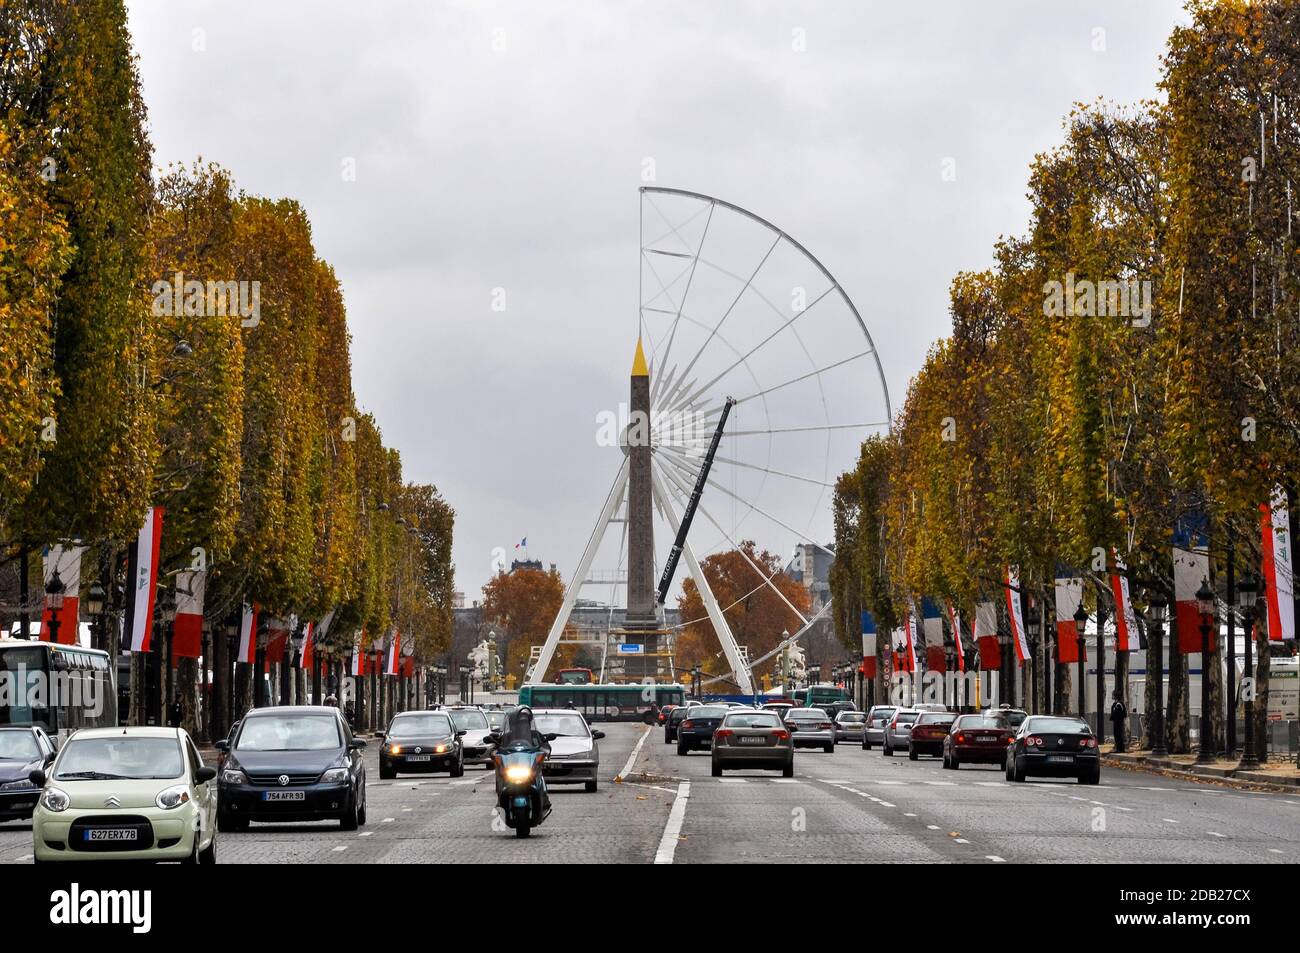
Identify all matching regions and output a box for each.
[784,707,835,753]
[861,705,896,750]
[532,709,603,793]
[833,711,867,743]
[445,707,495,768]
[881,708,920,756]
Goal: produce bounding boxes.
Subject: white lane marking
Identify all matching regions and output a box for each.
[381,817,394,823]
[922,781,956,786]
[771,778,801,784]
[16,854,32,862]
[974,782,1007,787]
[1268,848,1284,854]
[1207,831,1226,838]
[926,824,940,830]
[904,812,917,817]
[1113,806,1133,812]
[955,838,970,844]
[654,781,691,865]
[359,832,373,837]
[717,778,747,783]
[401,807,413,812]
[616,725,652,782]
[332,845,348,852]
[1163,818,1178,824]
[985,855,1006,863]
[876,780,905,785]
[879,802,896,808]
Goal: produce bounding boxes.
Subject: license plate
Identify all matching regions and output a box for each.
[1046,754,1074,763]
[739,736,767,745]
[406,755,432,762]
[86,828,137,841]
[263,790,305,801]
[977,736,996,742]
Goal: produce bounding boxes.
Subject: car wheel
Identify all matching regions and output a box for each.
[199,834,216,865]
[357,791,367,826]
[862,739,871,750]
[677,742,689,756]
[584,779,598,793]
[883,742,894,756]
[823,744,834,754]
[1080,767,1101,785]
[950,752,960,770]
[782,760,794,778]
[379,762,395,780]
[908,746,918,761]
[340,795,359,831]
[711,759,722,777]
[217,813,247,834]
[1012,757,1026,783]
[451,758,464,778]
[185,835,202,865]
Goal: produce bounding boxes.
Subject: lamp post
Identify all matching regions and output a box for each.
[1073,601,1088,719]
[86,581,106,652]
[692,664,702,700]
[44,569,66,645]
[1195,578,1217,764]
[996,627,1012,709]
[1025,611,1040,713]
[1094,578,1108,743]
[157,586,178,726]
[1148,593,1169,758]
[1237,573,1261,770]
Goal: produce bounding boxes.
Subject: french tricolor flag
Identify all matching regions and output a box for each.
[171,570,205,663]
[40,544,86,645]
[1110,551,1138,653]
[300,621,316,670]
[1004,567,1030,664]
[921,597,945,671]
[861,611,877,679]
[385,630,401,676]
[1173,515,1212,654]
[1261,485,1295,643]
[1055,573,1085,663]
[946,600,965,673]
[237,602,259,664]
[125,507,164,653]
[900,600,919,673]
[975,600,1000,669]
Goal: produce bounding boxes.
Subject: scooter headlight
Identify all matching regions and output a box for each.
[503,764,534,784]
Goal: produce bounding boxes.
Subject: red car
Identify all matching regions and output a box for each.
[656,704,678,726]
[943,712,1016,769]
[908,711,956,760]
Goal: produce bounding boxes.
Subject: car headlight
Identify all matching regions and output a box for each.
[434,743,449,754]
[503,764,534,784]
[221,767,248,785]
[388,744,402,755]
[156,784,192,810]
[320,767,349,784]
[40,787,70,813]
[0,778,37,791]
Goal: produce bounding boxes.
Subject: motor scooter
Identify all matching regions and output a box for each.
[490,732,557,838]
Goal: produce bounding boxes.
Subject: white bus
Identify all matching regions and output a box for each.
[0,639,117,740]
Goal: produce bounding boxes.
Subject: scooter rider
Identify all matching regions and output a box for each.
[497,705,552,814]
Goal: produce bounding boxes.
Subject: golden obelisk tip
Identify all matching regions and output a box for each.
[631,335,649,378]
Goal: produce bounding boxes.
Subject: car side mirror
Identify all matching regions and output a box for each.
[456,730,468,738]
[349,739,367,750]
[28,769,46,787]
[214,740,229,753]
[376,731,386,740]
[591,730,605,740]
[194,766,217,784]
[543,732,559,742]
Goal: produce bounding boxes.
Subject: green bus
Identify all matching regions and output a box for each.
[792,684,850,709]
[518,682,686,722]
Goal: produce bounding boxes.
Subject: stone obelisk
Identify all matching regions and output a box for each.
[625,337,658,677]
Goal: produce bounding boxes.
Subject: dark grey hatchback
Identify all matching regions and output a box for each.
[676,705,728,755]
[217,706,367,831]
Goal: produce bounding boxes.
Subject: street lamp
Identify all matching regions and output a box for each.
[44,569,67,644]
[1237,573,1261,770]
[1195,578,1216,764]
[1073,601,1088,719]
[1025,610,1040,713]
[1148,593,1169,758]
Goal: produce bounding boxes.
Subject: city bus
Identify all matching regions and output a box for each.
[556,668,595,685]
[0,639,117,739]
[792,683,851,709]
[518,682,686,722]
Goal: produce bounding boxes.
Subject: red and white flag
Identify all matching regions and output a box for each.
[1110,551,1138,653]
[171,570,205,662]
[265,617,289,665]
[350,630,366,676]
[237,602,259,664]
[1173,519,1213,653]
[125,507,164,653]
[902,600,919,674]
[300,621,315,670]
[946,600,965,673]
[1055,574,1085,663]
[403,656,415,678]
[1261,485,1295,643]
[385,630,401,676]
[40,544,86,645]
[1004,567,1030,664]
[975,600,1000,669]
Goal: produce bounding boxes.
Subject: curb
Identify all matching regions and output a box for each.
[1102,751,1300,792]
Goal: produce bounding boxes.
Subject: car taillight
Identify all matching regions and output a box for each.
[1027,736,1043,746]
[1080,737,1096,748]
[819,722,833,730]
[716,729,733,739]
[774,729,790,740]
[1005,736,1015,744]
[955,733,966,743]
[681,721,693,729]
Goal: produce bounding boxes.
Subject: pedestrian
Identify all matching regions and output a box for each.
[1110,690,1128,753]
[167,693,183,728]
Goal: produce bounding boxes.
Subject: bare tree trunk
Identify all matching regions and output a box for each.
[1142,621,1157,749]
[178,657,198,735]
[1167,647,1189,753]
[1208,642,1224,754]
[1254,626,1271,762]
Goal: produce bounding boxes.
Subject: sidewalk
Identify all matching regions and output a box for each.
[1102,744,1300,791]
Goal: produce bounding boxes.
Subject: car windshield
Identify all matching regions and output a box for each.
[450,710,488,731]
[237,715,341,751]
[870,708,896,720]
[1025,718,1091,734]
[956,715,1004,729]
[893,711,919,724]
[998,709,1028,727]
[533,713,589,737]
[55,736,183,780]
[0,731,40,760]
[669,708,690,723]
[789,709,827,721]
[389,714,453,737]
[725,712,782,729]
[837,713,866,722]
[487,712,506,730]
[690,707,727,719]
[917,713,956,725]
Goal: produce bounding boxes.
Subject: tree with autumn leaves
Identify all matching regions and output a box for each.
[0,0,455,734]
[831,1,1300,758]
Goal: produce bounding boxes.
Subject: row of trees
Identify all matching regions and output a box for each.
[830,0,1298,756]
[0,0,454,732]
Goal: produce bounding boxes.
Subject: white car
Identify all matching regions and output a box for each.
[31,726,217,864]
[531,709,605,793]
[445,707,496,768]
[784,707,836,752]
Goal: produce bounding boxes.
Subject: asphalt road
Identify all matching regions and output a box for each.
[2,723,1297,863]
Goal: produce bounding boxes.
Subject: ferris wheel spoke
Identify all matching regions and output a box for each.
[643,191,713,254]
[733,349,875,405]
[659,443,833,489]
[655,458,810,627]
[654,447,811,545]
[722,421,889,437]
[649,204,714,398]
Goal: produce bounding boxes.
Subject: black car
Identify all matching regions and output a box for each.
[676,705,728,755]
[664,705,691,744]
[217,706,367,831]
[379,710,465,778]
[0,726,56,822]
[1006,715,1100,784]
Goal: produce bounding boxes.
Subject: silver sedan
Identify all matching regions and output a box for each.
[881,708,920,756]
[784,708,836,753]
[833,711,867,743]
[861,705,896,750]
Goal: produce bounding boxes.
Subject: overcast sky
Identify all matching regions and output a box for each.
[126,0,1189,602]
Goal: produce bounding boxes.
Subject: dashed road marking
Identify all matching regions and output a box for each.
[332,845,348,852]
[985,855,1006,863]
[616,726,651,782]
[654,781,690,865]
[1207,831,1226,838]
[1163,818,1178,824]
